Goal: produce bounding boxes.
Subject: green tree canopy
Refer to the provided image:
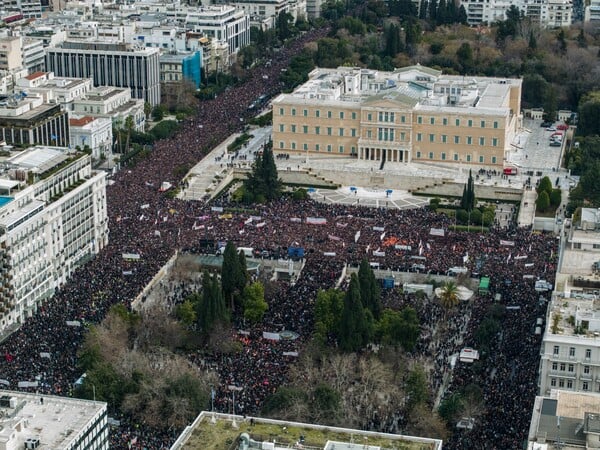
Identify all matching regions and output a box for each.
[243,282,269,323]
[358,259,382,319]
[339,274,372,352]
[243,146,282,203]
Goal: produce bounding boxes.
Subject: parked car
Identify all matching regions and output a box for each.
[550,141,561,147]
[541,121,553,127]
[557,124,569,131]
[546,126,557,131]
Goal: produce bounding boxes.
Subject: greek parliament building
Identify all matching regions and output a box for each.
[0,146,108,332]
[45,41,161,106]
[272,65,522,168]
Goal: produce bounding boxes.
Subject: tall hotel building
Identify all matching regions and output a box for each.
[0,146,108,332]
[272,65,522,168]
[46,41,161,106]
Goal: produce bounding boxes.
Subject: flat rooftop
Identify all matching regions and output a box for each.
[0,391,106,449]
[171,412,442,450]
[546,294,600,338]
[5,146,69,172]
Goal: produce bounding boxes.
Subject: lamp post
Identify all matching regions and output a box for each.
[228,385,243,428]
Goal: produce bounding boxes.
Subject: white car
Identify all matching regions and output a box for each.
[546,126,557,131]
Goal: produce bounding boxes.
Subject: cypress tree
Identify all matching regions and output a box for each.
[222,242,240,310]
[358,259,381,320]
[339,274,368,352]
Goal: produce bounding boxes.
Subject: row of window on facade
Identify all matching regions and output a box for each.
[553,345,593,359]
[550,378,595,391]
[278,124,500,147]
[278,141,356,153]
[278,107,500,128]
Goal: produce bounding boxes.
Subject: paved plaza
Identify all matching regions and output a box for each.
[309,186,430,210]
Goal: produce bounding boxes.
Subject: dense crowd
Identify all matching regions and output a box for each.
[0,26,557,450]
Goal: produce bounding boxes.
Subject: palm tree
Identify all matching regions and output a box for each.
[124,115,134,154]
[439,281,459,314]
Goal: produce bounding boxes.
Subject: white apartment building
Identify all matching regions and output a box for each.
[72,86,145,132]
[16,71,93,111]
[538,208,600,397]
[0,391,108,449]
[0,36,23,71]
[185,6,250,55]
[460,0,572,27]
[305,0,324,18]
[538,295,600,396]
[1,0,42,18]
[218,0,296,29]
[69,115,112,160]
[21,37,45,74]
[0,146,108,330]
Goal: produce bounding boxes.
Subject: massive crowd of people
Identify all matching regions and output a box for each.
[0,26,558,450]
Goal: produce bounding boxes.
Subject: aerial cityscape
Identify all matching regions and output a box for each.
[0,0,598,448]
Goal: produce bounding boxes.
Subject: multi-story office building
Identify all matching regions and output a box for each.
[159,51,202,88]
[69,115,113,160]
[185,6,250,55]
[460,0,572,26]
[0,146,108,331]
[1,0,42,18]
[72,86,145,132]
[0,93,69,147]
[272,65,521,168]
[0,391,108,449]
[21,37,45,73]
[45,40,161,106]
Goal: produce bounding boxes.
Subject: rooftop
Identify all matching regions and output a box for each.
[5,146,69,173]
[275,66,518,114]
[546,294,600,338]
[24,71,46,81]
[171,412,443,450]
[70,116,96,127]
[0,391,106,449]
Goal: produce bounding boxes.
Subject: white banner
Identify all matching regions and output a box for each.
[500,240,515,246]
[306,217,327,225]
[354,230,361,243]
[290,217,302,223]
[18,381,38,388]
[323,252,336,257]
[328,234,341,241]
[283,351,299,357]
[211,206,224,212]
[514,255,528,260]
[373,226,385,232]
[373,251,386,257]
[66,320,81,327]
[0,380,9,386]
[430,228,445,237]
[255,222,266,228]
[262,331,280,340]
[40,352,51,359]
[395,245,411,251]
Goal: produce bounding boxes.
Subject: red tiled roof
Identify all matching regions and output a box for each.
[24,71,47,80]
[69,116,95,127]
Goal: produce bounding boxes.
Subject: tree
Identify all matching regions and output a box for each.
[460,170,476,212]
[358,259,382,319]
[339,274,370,352]
[222,242,241,310]
[579,160,600,205]
[438,281,459,314]
[578,91,600,136]
[556,28,567,54]
[175,300,197,327]
[243,146,282,203]
[197,272,228,332]
[314,289,345,346]
[124,115,134,154]
[456,42,473,74]
[243,282,268,323]
[405,366,428,411]
[376,307,420,350]
[536,190,550,212]
[550,188,562,207]
[537,176,553,196]
[144,102,152,120]
[577,29,587,48]
[438,392,464,424]
[542,86,557,123]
